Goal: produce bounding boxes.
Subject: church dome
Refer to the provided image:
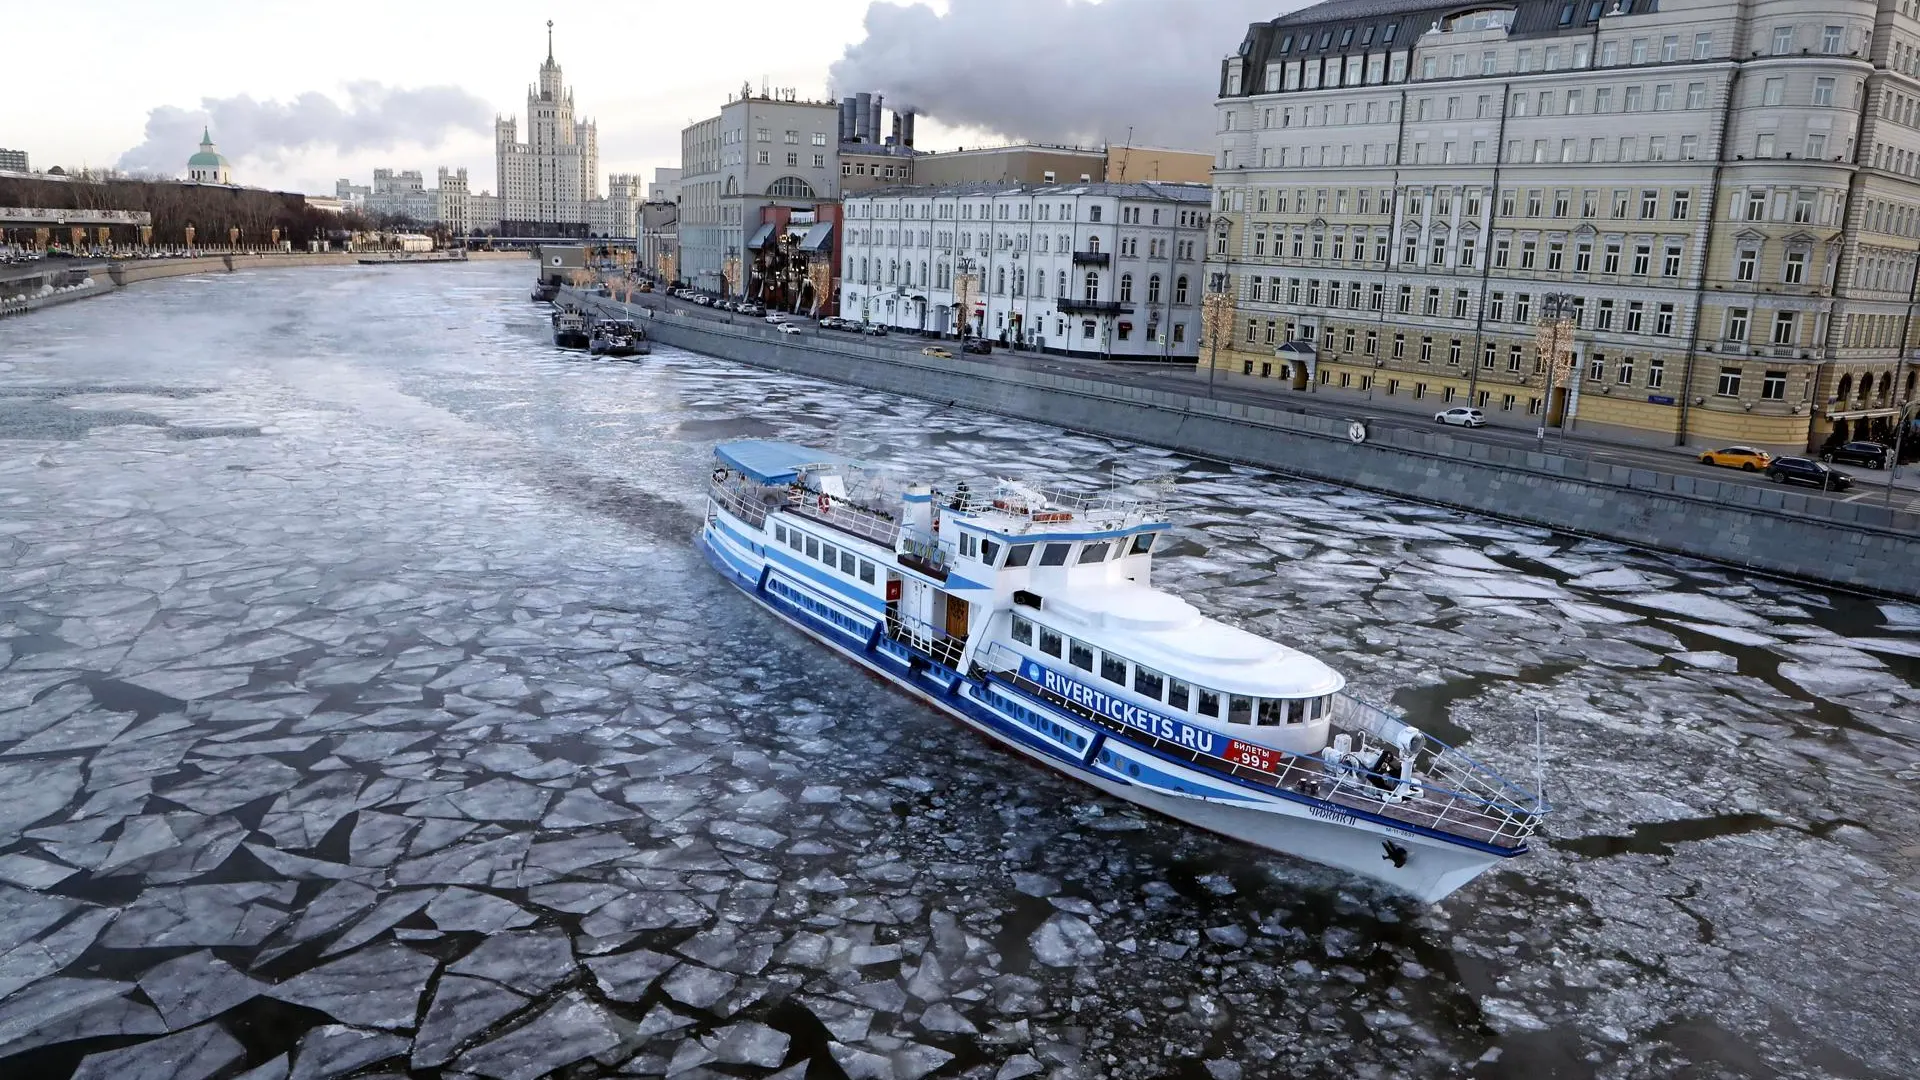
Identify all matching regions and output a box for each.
[188,128,229,169]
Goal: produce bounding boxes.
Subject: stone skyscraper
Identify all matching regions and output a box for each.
[495,21,599,236]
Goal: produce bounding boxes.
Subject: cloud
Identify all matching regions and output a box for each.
[828,0,1281,150]
[116,82,493,176]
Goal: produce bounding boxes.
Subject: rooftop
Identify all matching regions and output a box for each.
[845,180,1213,203]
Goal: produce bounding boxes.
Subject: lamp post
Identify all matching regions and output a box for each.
[1888,356,1916,508]
[1536,292,1577,444]
[1201,272,1233,396]
[954,255,977,342]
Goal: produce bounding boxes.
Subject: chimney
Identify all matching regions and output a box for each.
[854,92,872,141]
[871,94,884,146]
[902,110,916,148]
[840,97,857,143]
[891,112,903,146]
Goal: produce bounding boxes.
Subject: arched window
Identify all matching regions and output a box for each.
[996,266,1006,294]
[1036,271,1046,298]
[1880,372,1893,400]
[889,260,898,284]
[919,261,928,286]
[860,257,869,283]
[1838,373,1854,400]
[1175,275,1190,303]
[1087,235,1101,254]
[1119,273,1134,303]
[1907,370,1916,397]
[1148,274,1163,304]
[767,176,817,198]
[724,176,739,196]
[1058,269,1068,296]
[1084,271,1100,301]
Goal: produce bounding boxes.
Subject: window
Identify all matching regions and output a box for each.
[1038,627,1063,657]
[1575,243,1592,273]
[1228,696,1253,724]
[1626,301,1645,333]
[1772,311,1796,346]
[1663,248,1681,277]
[1006,543,1034,568]
[1821,25,1843,54]
[1813,78,1835,107]
[1100,651,1127,685]
[1175,276,1189,303]
[1039,543,1071,566]
[1762,370,1787,400]
[1197,689,1221,718]
[1133,666,1165,701]
[1632,245,1651,276]
[1693,32,1712,59]
[1784,251,1806,284]
[1012,615,1034,646]
[1597,299,1615,329]
[1771,26,1793,56]
[1724,308,1749,342]
[1746,190,1766,221]
[1119,273,1133,303]
[1717,366,1743,396]
[1069,639,1094,670]
[1648,358,1665,388]
[1617,357,1635,385]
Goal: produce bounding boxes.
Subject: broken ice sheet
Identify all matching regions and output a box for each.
[265,941,437,1030]
[449,991,620,1080]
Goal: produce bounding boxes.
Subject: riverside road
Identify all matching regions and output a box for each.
[1,260,1916,1080]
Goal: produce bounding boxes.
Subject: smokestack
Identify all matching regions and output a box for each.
[854,92,872,141]
[902,110,915,148]
[891,112,902,146]
[871,94,884,146]
[840,97,857,143]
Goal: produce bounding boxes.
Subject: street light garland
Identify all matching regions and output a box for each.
[1201,275,1234,396]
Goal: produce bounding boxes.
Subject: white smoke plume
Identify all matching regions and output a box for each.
[116,82,492,174]
[829,0,1284,149]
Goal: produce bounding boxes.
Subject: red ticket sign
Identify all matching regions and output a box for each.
[1225,739,1278,773]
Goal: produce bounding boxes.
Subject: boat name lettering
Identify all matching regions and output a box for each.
[1020,660,1218,755]
[1308,805,1356,825]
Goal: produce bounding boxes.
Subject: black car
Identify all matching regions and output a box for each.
[1766,456,1853,490]
[962,338,992,354]
[1822,441,1890,469]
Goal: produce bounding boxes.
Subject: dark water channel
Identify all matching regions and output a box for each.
[0,262,1915,1080]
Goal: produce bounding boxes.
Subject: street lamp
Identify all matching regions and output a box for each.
[1536,292,1577,444]
[1200,272,1233,396]
[954,255,977,342]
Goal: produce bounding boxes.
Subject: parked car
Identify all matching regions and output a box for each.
[1766,456,1853,490]
[1822,441,1890,469]
[922,346,954,359]
[819,317,848,331]
[963,338,993,354]
[1698,446,1771,471]
[1434,407,1486,428]
[777,323,803,335]
[862,324,889,336]
[738,304,765,317]
[694,295,712,306]
[713,300,733,311]
[764,313,789,324]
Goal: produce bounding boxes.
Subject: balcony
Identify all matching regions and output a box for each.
[1055,298,1131,315]
[1071,250,1110,266]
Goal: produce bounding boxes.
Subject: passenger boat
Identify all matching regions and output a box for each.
[552,310,592,350]
[589,319,649,358]
[698,441,1548,903]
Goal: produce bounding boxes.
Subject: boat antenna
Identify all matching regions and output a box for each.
[1532,706,1546,807]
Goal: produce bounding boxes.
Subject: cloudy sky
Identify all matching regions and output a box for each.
[9,0,1282,196]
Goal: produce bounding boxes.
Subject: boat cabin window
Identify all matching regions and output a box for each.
[1129,533,1156,555]
[1198,689,1221,717]
[1168,677,1192,710]
[1039,543,1072,566]
[1229,695,1254,724]
[1068,639,1094,671]
[859,560,876,584]
[840,550,856,576]
[959,532,979,559]
[1100,651,1127,685]
[1078,541,1111,564]
[788,529,803,553]
[805,537,820,559]
[1006,544,1035,567]
[981,538,1002,565]
[1039,627,1064,658]
[1133,666,1165,701]
[775,524,787,544]
[1288,699,1306,724]
[1011,614,1035,646]
[1257,698,1286,726]
[822,541,838,566]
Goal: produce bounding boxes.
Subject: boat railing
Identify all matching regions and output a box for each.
[1331,693,1548,842]
[708,480,780,530]
[938,480,1166,532]
[785,488,901,548]
[978,644,1545,848]
[885,609,965,670]
[896,535,951,575]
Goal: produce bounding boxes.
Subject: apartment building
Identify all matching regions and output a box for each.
[1211,0,1920,451]
[678,88,841,295]
[840,182,1212,358]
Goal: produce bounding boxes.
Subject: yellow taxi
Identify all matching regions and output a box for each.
[1698,446,1772,471]
[921,346,954,359]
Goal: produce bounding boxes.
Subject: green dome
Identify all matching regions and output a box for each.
[187,150,228,167]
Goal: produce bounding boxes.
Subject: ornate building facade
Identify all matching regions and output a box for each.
[1211,0,1920,451]
[496,22,598,236]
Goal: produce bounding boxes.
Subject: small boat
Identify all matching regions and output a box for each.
[589,319,649,358]
[552,310,592,350]
[698,441,1549,903]
[531,280,559,303]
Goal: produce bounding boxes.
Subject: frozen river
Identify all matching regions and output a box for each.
[1,261,1916,1080]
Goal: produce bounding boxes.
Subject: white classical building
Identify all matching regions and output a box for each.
[587,173,641,238]
[840,182,1212,358]
[496,22,599,235]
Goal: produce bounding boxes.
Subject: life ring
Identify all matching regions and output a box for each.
[817,492,831,513]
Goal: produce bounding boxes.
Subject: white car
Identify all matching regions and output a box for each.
[776,323,802,335]
[764,313,789,324]
[1434,407,1486,428]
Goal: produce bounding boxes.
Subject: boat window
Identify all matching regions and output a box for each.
[822,542,838,566]
[1006,544,1035,567]
[1039,543,1072,566]
[1198,689,1221,717]
[1040,627,1064,658]
[1100,651,1127,685]
[1285,699,1303,724]
[1012,614,1035,645]
[1130,533,1155,555]
[859,560,876,584]
[1257,698,1286,726]
[960,532,979,558]
[1229,696,1254,724]
[1133,666,1165,701]
[1168,678,1192,711]
[775,524,787,544]
[840,551,856,576]
[1078,541,1110,564]
[788,529,803,552]
[981,538,1002,565]
[805,537,819,559]
[1069,639,1094,671]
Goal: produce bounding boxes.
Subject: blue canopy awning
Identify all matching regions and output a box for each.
[714,440,848,485]
[799,222,835,252]
[745,223,777,250]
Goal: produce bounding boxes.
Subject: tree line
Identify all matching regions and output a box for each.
[0,174,377,246]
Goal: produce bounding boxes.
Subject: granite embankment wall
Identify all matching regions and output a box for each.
[4,252,495,319]
[577,292,1920,599]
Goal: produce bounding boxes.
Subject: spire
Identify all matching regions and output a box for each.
[546,20,554,63]
[200,126,213,149]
